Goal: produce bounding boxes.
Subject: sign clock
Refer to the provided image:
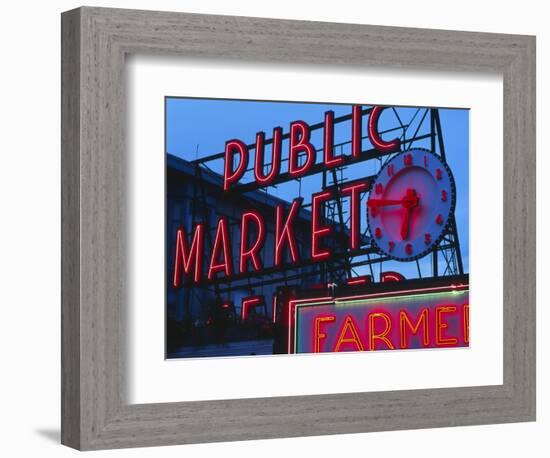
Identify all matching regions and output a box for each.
[367,148,456,261]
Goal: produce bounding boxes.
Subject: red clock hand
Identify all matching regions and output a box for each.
[401,207,411,240]
[367,199,402,207]
[368,188,419,240]
[400,189,419,240]
[401,188,419,209]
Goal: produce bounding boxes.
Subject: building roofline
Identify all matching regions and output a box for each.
[167,153,369,242]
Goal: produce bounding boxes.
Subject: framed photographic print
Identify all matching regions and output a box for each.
[61,6,536,450]
[163,98,471,360]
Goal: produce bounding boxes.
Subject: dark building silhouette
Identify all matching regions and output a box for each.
[166,154,348,356]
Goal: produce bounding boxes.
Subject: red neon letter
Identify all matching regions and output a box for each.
[324,110,343,167]
[223,139,249,191]
[435,305,459,346]
[207,217,232,281]
[311,190,333,261]
[173,224,204,286]
[368,106,401,153]
[352,105,363,157]
[239,210,265,273]
[254,127,282,186]
[381,271,406,282]
[241,295,263,321]
[314,315,336,352]
[334,316,364,352]
[289,120,315,178]
[272,295,278,324]
[274,198,302,267]
[368,312,395,350]
[399,309,430,349]
[463,303,470,344]
[342,181,368,250]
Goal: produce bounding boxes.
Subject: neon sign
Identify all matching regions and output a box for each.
[292,283,469,353]
[172,105,403,286]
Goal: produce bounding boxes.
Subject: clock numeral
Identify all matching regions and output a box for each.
[370,207,378,218]
[405,243,413,255]
[424,155,429,167]
[375,227,382,239]
[387,164,395,177]
[424,233,432,245]
[388,241,395,252]
[441,189,447,202]
[404,154,413,166]
[375,183,384,194]
[436,168,442,180]
[436,214,443,225]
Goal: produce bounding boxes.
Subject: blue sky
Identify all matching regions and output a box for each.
[166,97,469,279]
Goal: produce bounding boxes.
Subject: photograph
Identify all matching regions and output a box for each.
[165,100,470,359]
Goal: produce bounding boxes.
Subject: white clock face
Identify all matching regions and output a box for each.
[367,148,456,261]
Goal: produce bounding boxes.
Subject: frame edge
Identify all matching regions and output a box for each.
[61,6,82,450]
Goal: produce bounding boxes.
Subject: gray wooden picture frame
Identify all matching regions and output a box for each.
[61,6,536,451]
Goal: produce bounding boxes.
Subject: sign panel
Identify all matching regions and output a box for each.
[293,283,469,354]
